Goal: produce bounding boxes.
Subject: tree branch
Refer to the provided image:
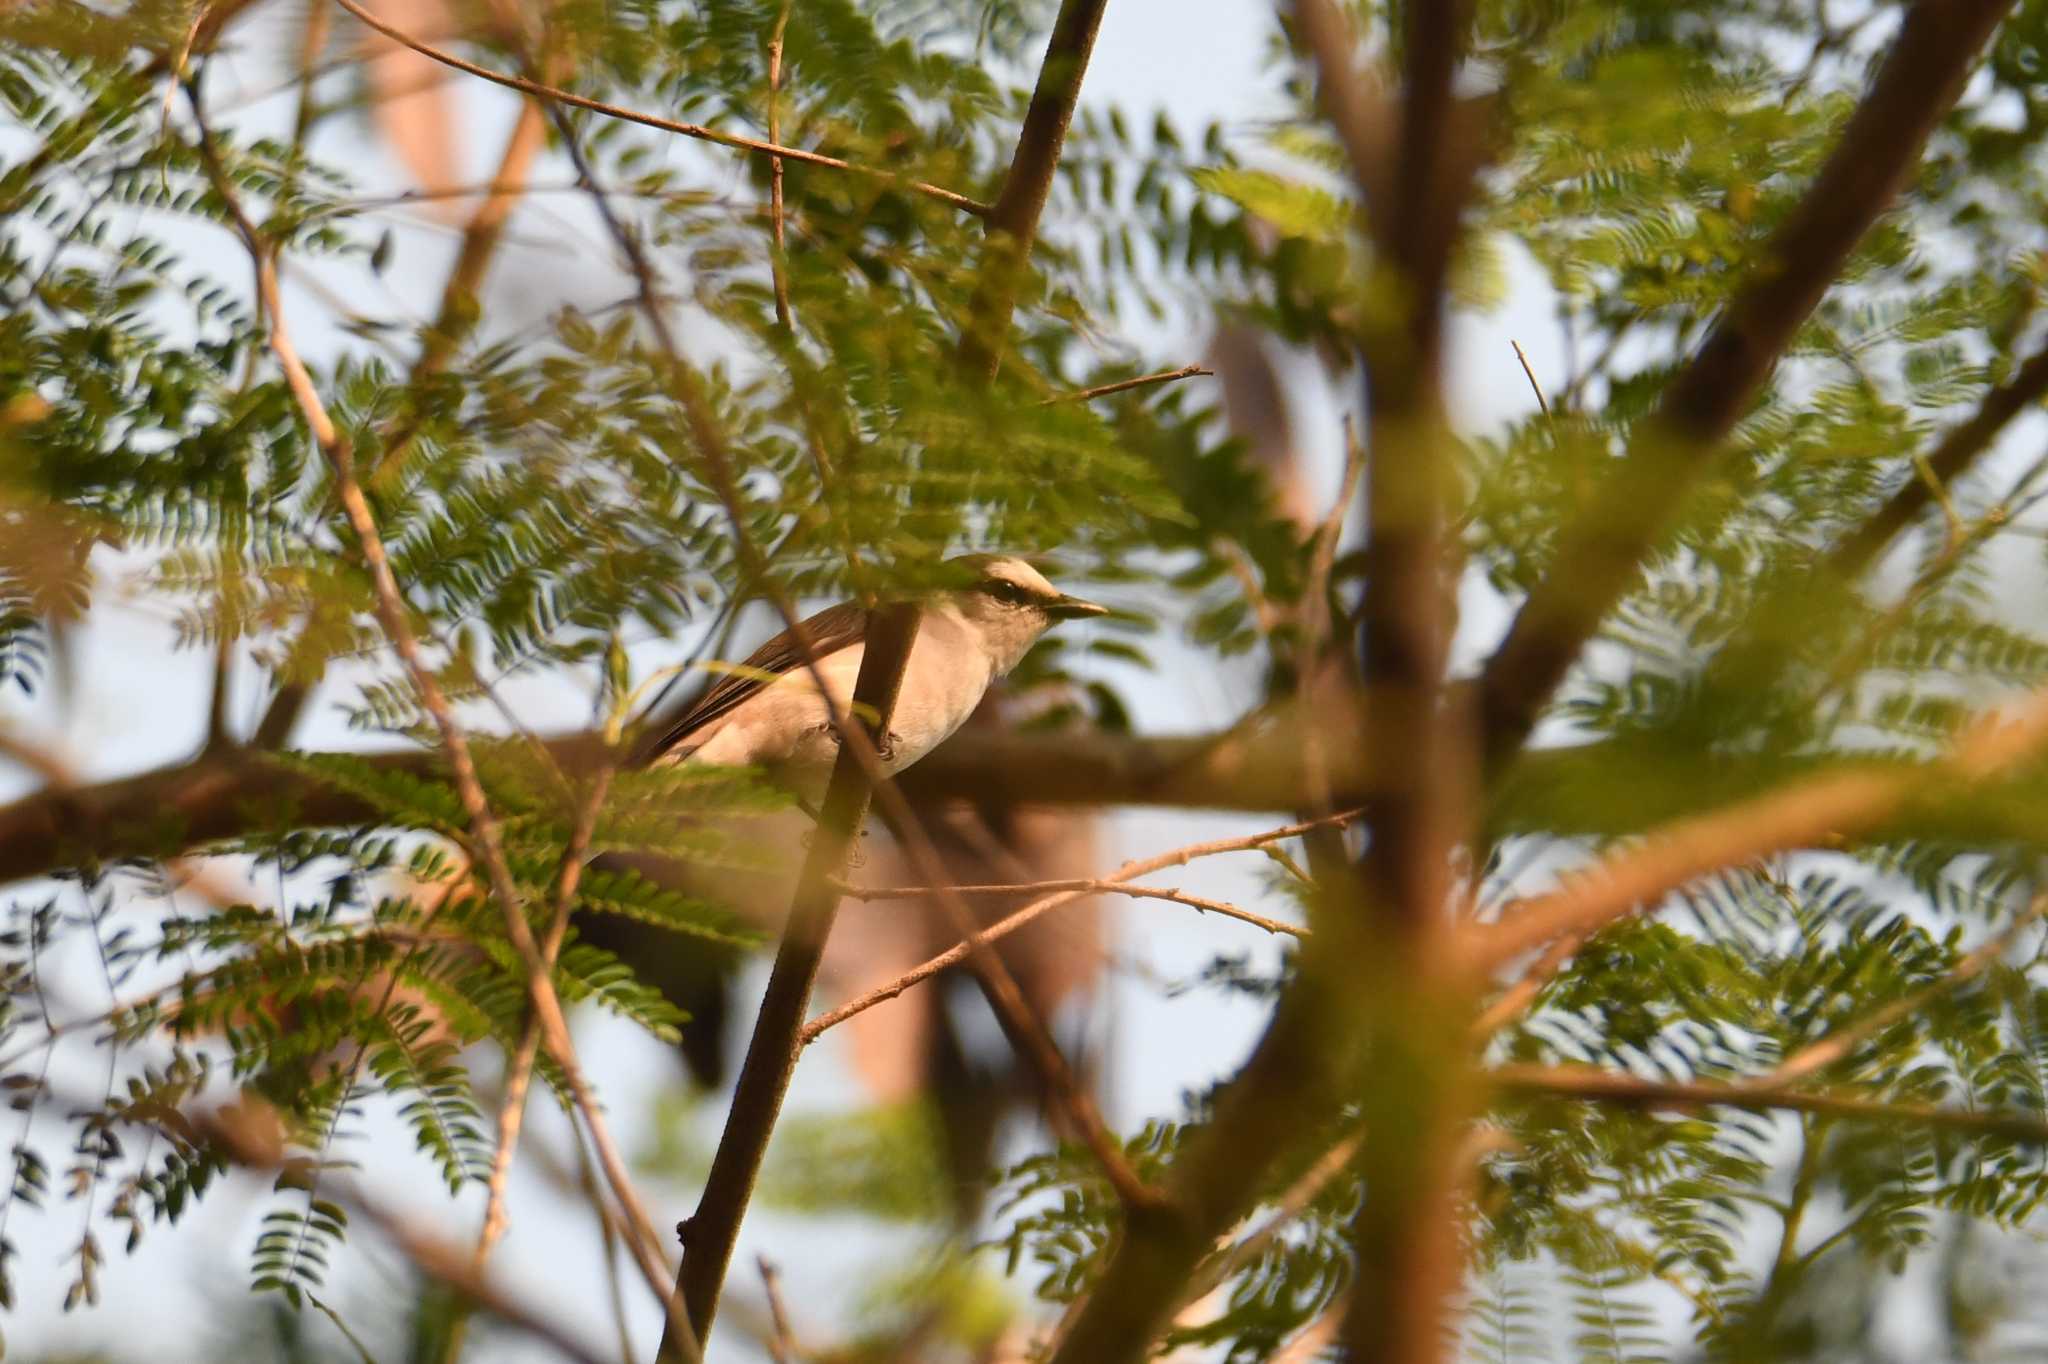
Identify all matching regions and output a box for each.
[955,0,1112,379]
[328,0,989,218]
[1476,0,2015,772]
[0,708,1383,888]
[1460,669,2048,974]
[1044,363,1213,404]
[186,81,699,1362]
[803,810,1357,1045]
[669,2,1125,1335]
[1824,338,2048,578]
[837,876,1304,938]
[1491,1063,2048,1146]
[670,605,922,1351]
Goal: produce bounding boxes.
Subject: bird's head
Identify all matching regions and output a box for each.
[942,554,1107,673]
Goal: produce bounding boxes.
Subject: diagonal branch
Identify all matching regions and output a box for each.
[954,0,1112,379]
[838,877,1305,939]
[254,86,555,747]
[1492,1063,2048,1146]
[328,0,990,218]
[1476,0,2015,773]
[663,0,1127,1341]
[802,810,1358,1044]
[1044,363,1213,404]
[1760,893,2048,1086]
[1460,670,2048,975]
[185,82,700,1363]
[1824,339,2048,578]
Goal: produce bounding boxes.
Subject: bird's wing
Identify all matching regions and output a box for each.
[634,601,872,765]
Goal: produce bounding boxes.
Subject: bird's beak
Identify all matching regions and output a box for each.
[1046,594,1109,620]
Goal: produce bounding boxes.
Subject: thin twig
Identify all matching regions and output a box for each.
[802,809,1360,1044]
[1468,929,1584,1039]
[1177,1128,1362,1314]
[1461,672,2048,975]
[840,876,1305,938]
[328,0,989,218]
[1297,416,1366,815]
[758,1256,798,1364]
[1759,894,2048,1086]
[1043,363,1213,404]
[475,766,617,1261]
[1826,338,2048,577]
[185,83,699,1363]
[1492,1063,2048,1145]
[766,0,794,331]
[1510,338,1550,418]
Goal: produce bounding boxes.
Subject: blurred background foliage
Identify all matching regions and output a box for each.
[10,0,2048,1361]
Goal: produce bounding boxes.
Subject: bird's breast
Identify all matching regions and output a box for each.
[680,612,994,784]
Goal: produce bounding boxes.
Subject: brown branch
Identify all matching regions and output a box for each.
[1460,673,2048,975]
[1468,929,1584,1039]
[1176,1127,1363,1316]
[1491,1063,2048,1146]
[766,0,794,332]
[1510,339,1550,419]
[328,0,989,218]
[802,810,1358,1045]
[1304,2,1482,1359]
[1476,0,2016,773]
[670,607,922,1353]
[1824,339,2048,578]
[955,0,1113,379]
[672,1,1125,1336]
[838,877,1305,938]
[186,84,698,1362]
[757,1256,798,1364]
[1044,363,1214,404]
[0,707,1398,889]
[475,765,616,1262]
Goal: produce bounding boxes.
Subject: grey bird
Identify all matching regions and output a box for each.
[636,555,1107,793]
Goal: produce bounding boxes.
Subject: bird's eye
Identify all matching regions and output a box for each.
[981,580,1038,608]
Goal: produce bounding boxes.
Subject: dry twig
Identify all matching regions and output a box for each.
[803,810,1359,1044]
[329,0,989,218]
[1044,363,1213,404]
[185,83,698,1363]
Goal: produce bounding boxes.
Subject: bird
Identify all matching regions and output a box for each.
[634,555,1107,795]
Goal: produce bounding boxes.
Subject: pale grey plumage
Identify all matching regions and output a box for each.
[639,556,1104,796]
